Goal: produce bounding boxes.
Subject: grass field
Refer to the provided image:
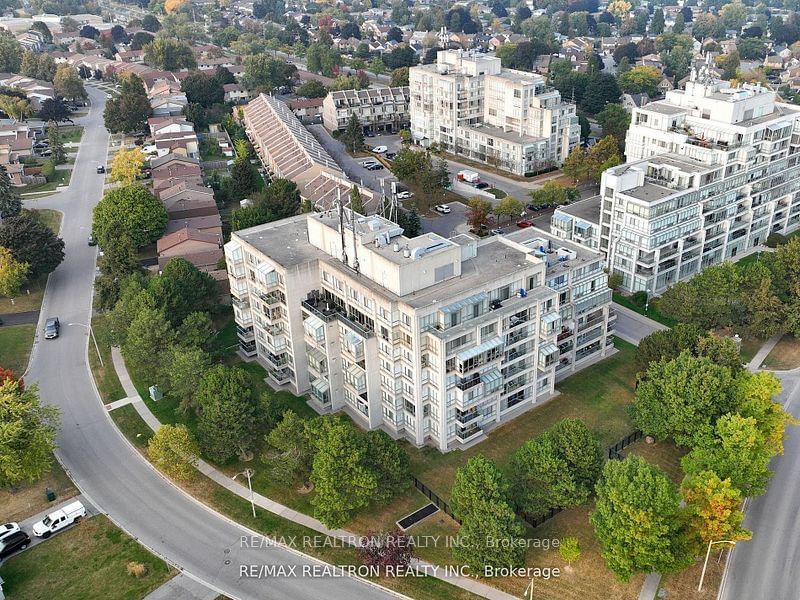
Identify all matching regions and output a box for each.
[0,324,36,373]
[59,125,84,144]
[0,515,174,600]
[764,335,800,370]
[19,169,71,195]
[89,314,126,404]
[612,292,677,327]
[0,459,78,522]
[34,208,63,234]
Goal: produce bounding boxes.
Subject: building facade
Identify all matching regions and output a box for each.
[408,50,580,176]
[225,212,613,452]
[322,86,410,133]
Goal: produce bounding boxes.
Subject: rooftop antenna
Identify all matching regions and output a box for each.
[350,191,360,274]
[337,188,348,266]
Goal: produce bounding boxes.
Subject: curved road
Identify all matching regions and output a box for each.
[24,86,397,600]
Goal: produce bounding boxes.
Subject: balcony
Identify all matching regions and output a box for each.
[239,339,256,357]
[505,346,527,362]
[505,313,529,329]
[455,409,480,425]
[268,368,291,385]
[264,352,289,368]
[337,312,374,338]
[506,330,528,345]
[302,297,338,322]
[456,373,481,391]
[576,341,602,361]
[456,424,482,441]
[259,292,282,306]
[236,325,254,341]
[578,315,604,332]
[503,378,525,395]
[231,295,249,309]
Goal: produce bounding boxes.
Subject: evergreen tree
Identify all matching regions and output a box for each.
[0,165,21,220]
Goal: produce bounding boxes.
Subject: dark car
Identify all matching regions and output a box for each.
[88,233,97,246]
[96,165,105,174]
[366,163,384,171]
[44,317,60,340]
[474,182,490,190]
[385,152,396,160]
[0,530,30,559]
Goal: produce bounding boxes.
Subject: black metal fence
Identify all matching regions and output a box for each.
[410,430,645,532]
[411,476,461,525]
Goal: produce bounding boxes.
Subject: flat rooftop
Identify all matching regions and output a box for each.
[235,215,326,269]
[648,154,710,174]
[556,195,601,224]
[622,181,675,203]
[641,101,685,115]
[463,123,545,145]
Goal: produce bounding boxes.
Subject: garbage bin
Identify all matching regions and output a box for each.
[45,488,56,502]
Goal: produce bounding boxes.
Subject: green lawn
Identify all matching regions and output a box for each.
[735,252,764,267]
[89,314,126,404]
[0,515,173,600]
[0,324,36,374]
[59,125,84,144]
[488,188,507,199]
[33,208,63,234]
[764,335,800,370]
[0,276,46,313]
[612,292,678,327]
[408,341,639,501]
[19,169,71,195]
[110,403,154,450]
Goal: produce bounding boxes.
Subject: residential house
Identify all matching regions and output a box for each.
[288,97,323,122]
[159,180,218,219]
[621,92,650,112]
[157,226,223,270]
[223,83,250,104]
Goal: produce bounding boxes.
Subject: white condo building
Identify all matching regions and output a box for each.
[224,211,614,452]
[408,50,580,176]
[552,63,800,294]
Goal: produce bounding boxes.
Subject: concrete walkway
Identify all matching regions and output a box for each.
[638,572,661,600]
[108,347,515,600]
[0,309,39,325]
[144,573,217,600]
[748,334,782,372]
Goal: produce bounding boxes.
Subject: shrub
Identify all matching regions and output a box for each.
[630,290,648,307]
[40,159,55,180]
[765,232,787,248]
[126,562,148,578]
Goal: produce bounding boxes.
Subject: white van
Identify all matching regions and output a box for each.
[32,501,86,538]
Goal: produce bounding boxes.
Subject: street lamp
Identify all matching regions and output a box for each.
[233,468,256,518]
[698,540,737,591]
[644,288,652,312]
[68,322,103,367]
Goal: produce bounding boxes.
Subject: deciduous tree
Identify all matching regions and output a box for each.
[147,424,199,480]
[110,147,146,185]
[159,345,210,414]
[53,64,86,101]
[0,214,64,277]
[681,470,750,552]
[0,246,28,297]
[123,306,175,371]
[143,38,196,70]
[493,196,525,224]
[149,257,218,325]
[0,380,60,487]
[92,184,167,248]
[591,456,690,582]
[466,197,493,231]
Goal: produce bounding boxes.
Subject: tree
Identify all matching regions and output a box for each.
[658,263,742,329]
[586,136,622,181]
[492,1,508,17]
[350,185,364,215]
[94,234,142,310]
[110,24,128,43]
[45,121,64,165]
[147,424,199,480]
[734,371,794,455]
[0,165,21,219]
[123,306,175,371]
[635,323,704,373]
[451,456,525,571]
[0,214,64,277]
[93,184,167,249]
[260,178,300,220]
[165,0,188,14]
[633,351,737,448]
[31,21,52,44]
[243,54,289,93]
[364,429,410,500]
[230,155,258,201]
[53,64,86,101]
[141,14,162,32]
[264,410,319,487]
[618,65,661,97]
[144,38,196,71]
[0,367,21,388]
[79,25,100,39]
[581,73,621,114]
[130,31,155,51]
[386,26,403,43]
[296,79,327,99]
[0,380,60,487]
[560,537,582,568]
[681,470,751,552]
[38,97,70,122]
[177,311,215,351]
[650,8,665,34]
[681,414,775,496]
[0,246,28,298]
[110,147,146,185]
[596,103,631,145]
[159,345,210,414]
[742,276,784,338]
[720,1,748,30]
[591,456,690,582]
[340,113,365,153]
[196,365,265,462]
[529,181,578,209]
[493,196,525,224]
[390,67,409,87]
[466,197,493,232]
[0,30,21,73]
[358,530,415,568]
[180,72,223,108]
[672,12,685,33]
[329,74,363,92]
[311,418,377,528]
[149,257,218,325]
[104,74,151,134]
[0,95,31,122]
[562,146,592,183]
[736,37,768,60]
[717,51,741,81]
[382,46,418,69]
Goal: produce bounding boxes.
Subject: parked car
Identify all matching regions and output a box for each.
[517,219,534,228]
[371,145,388,154]
[32,500,86,538]
[365,130,375,137]
[474,182,490,190]
[396,191,412,199]
[366,163,384,171]
[434,204,451,214]
[385,152,396,160]
[0,523,21,544]
[44,317,60,339]
[491,228,504,235]
[38,149,52,157]
[361,160,378,168]
[0,530,30,559]
[96,165,105,174]
[87,233,97,246]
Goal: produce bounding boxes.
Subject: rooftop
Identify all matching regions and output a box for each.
[463,122,546,145]
[640,101,685,115]
[556,195,601,224]
[621,181,675,203]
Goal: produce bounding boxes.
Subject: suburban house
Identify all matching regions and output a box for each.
[157,226,223,270]
[223,83,250,104]
[159,180,218,219]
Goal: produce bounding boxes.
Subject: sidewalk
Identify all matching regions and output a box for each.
[144,573,217,600]
[109,347,515,600]
[748,334,782,372]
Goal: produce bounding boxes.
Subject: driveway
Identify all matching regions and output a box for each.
[0,310,39,325]
[24,86,398,600]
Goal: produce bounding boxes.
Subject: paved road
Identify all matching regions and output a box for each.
[24,86,397,600]
[719,367,800,600]
[610,304,667,345]
[0,309,39,325]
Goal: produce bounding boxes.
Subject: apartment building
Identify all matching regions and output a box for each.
[225,211,613,452]
[553,63,800,294]
[322,86,410,133]
[408,50,580,176]
[551,196,602,251]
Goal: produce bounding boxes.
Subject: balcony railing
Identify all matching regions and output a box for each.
[455,410,480,425]
[556,328,573,342]
[302,297,338,322]
[456,374,481,391]
[231,296,249,309]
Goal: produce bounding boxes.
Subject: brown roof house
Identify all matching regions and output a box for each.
[157,226,223,270]
[151,154,202,183]
[159,180,217,219]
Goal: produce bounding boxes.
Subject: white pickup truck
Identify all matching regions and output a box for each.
[32,501,86,538]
